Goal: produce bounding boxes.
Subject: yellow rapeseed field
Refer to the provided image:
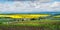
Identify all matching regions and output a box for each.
[0,14,50,18]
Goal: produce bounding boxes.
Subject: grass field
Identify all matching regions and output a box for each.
[0,14,60,30]
[2,20,60,26]
[0,20,60,30]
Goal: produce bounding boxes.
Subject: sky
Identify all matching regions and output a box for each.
[0,0,60,13]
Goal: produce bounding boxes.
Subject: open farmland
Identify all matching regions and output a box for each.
[0,14,60,30]
[0,20,60,30]
[0,14,50,18]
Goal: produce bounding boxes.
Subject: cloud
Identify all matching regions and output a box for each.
[0,1,60,13]
[49,2,60,11]
[7,0,53,2]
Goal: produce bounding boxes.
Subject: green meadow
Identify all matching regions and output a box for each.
[0,14,60,30]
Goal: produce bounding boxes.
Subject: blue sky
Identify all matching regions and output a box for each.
[0,0,60,13]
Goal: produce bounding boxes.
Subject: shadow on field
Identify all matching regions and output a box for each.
[0,26,59,30]
[0,20,60,30]
[0,26,43,30]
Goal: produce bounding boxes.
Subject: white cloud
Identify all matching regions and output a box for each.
[49,2,60,11]
[0,1,60,13]
[50,2,60,7]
